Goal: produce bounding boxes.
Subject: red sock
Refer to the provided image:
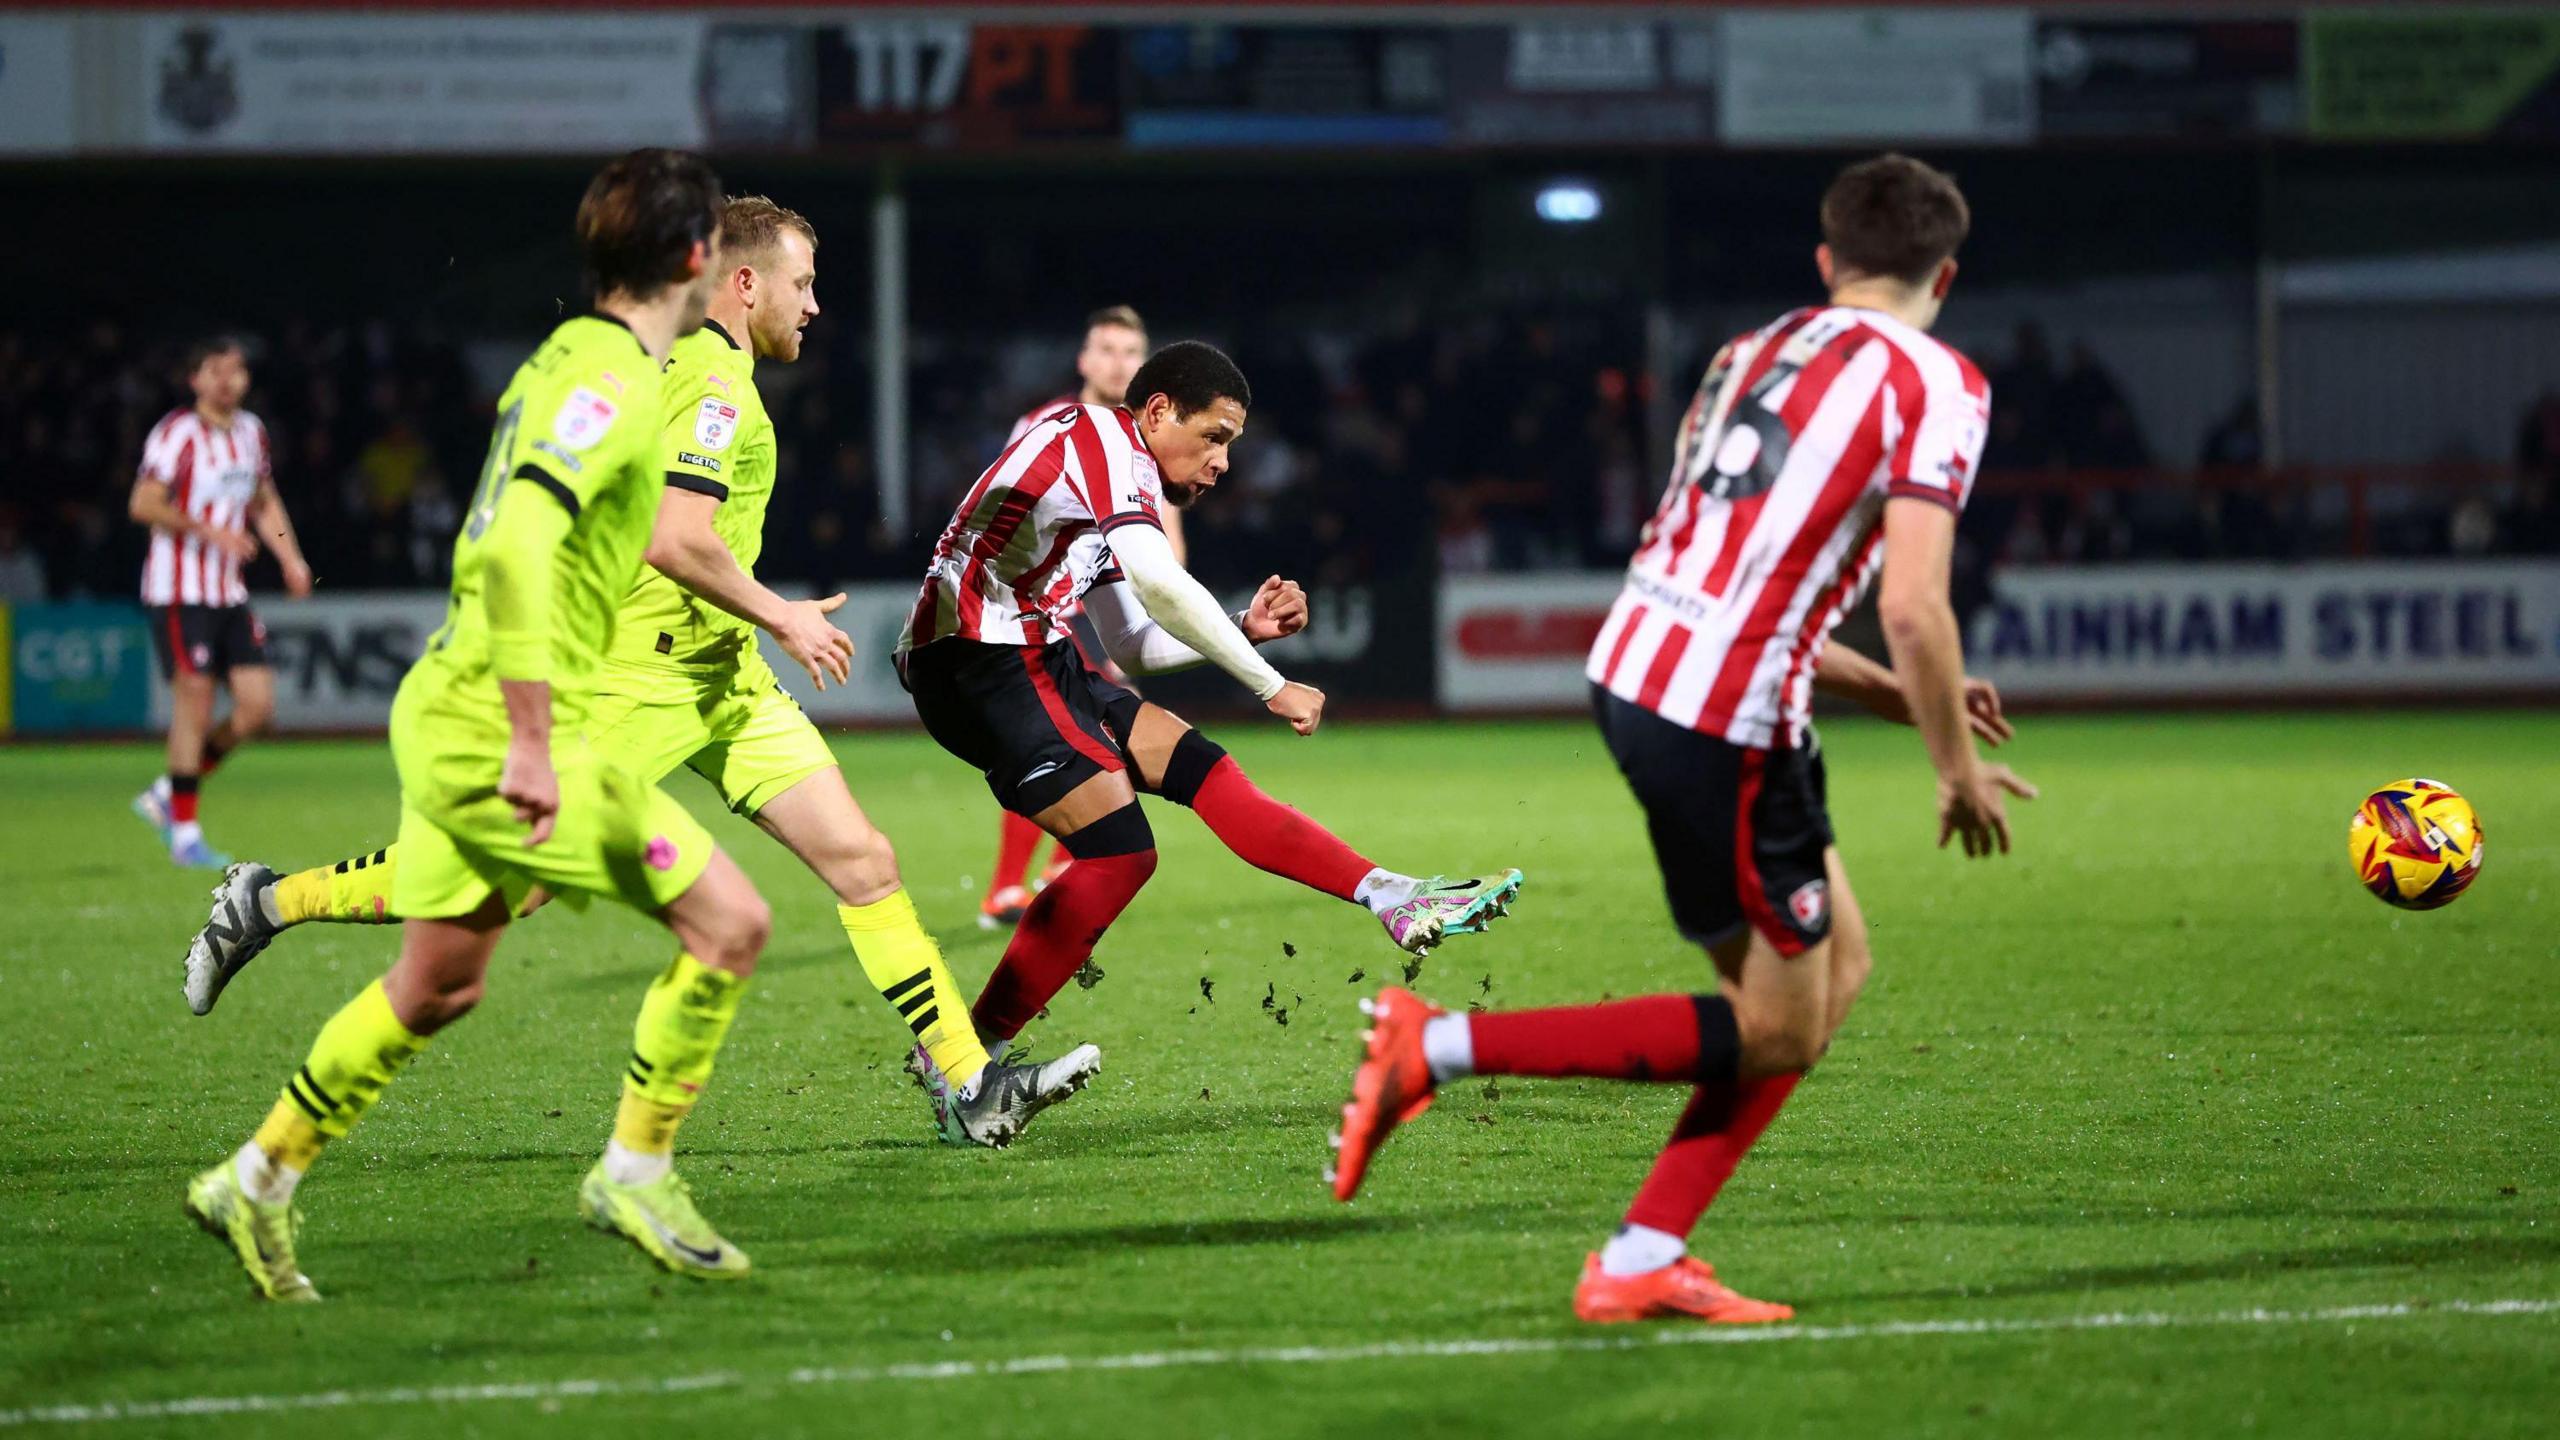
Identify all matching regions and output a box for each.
[1188,757,1373,900]
[168,775,200,824]
[989,812,1044,900]
[1468,994,1721,1082]
[970,849,1156,1040]
[1623,1073,1803,1236]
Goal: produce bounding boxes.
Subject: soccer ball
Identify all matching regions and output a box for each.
[2348,778,2484,910]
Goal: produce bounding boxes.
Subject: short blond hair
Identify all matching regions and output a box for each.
[1086,305,1145,337]
[719,195,818,266]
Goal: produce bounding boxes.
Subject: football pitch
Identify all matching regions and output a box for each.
[1,711,2552,1437]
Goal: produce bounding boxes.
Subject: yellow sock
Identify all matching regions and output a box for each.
[270,845,400,925]
[254,977,430,1170]
[614,952,748,1157]
[841,890,989,1087]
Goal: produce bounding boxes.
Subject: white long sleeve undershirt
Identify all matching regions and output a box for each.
[1087,522,1285,700]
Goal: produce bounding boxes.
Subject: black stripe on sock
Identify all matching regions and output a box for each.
[626,1065,651,1088]
[351,854,366,871]
[372,849,387,867]
[894,988,934,1018]
[296,1065,340,1112]
[880,967,932,1003]
[334,859,350,875]
[907,1005,939,1036]
[285,1080,329,1125]
[629,1050,655,1073]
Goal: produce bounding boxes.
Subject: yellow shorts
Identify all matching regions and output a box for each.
[587,652,838,817]
[387,671,716,921]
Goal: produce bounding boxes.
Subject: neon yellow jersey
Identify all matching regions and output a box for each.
[611,319,777,669]
[418,314,665,720]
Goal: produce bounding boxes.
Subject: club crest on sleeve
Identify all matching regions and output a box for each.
[694,398,741,452]
[552,387,618,450]
[1127,452,1165,516]
[1788,879,1829,930]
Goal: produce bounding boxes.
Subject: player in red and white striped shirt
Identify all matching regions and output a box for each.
[900,341,1522,1059]
[978,305,1184,926]
[128,337,312,868]
[1335,156,2035,1325]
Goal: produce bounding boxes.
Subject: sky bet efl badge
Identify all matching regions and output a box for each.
[695,398,741,452]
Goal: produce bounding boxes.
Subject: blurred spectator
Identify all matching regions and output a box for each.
[0,511,46,603]
[1986,322,2057,469]
[2201,395,2263,470]
[2054,341,2148,468]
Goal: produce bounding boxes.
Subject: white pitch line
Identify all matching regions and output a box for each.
[4,1298,2554,1428]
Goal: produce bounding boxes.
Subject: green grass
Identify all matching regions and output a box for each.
[0,712,2554,1437]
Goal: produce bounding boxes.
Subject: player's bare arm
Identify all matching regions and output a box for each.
[1813,639,2011,745]
[643,489,853,688]
[1877,497,2034,856]
[480,463,585,847]
[251,475,314,597]
[130,478,257,562]
[496,679,559,847]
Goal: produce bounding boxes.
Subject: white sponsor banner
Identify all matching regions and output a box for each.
[1968,562,2560,698]
[1437,573,1621,712]
[1721,8,2034,144]
[139,15,706,153]
[762,582,923,724]
[252,592,448,731]
[0,17,77,154]
[245,585,927,732]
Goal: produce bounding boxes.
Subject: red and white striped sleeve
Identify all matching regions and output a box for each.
[1885,345,1990,512]
[1087,408,1166,538]
[138,412,190,487]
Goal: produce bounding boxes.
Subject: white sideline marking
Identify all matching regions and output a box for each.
[4,1298,2553,1427]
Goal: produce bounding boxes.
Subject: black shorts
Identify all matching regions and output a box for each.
[148,604,269,680]
[905,639,1145,816]
[1591,684,1835,956]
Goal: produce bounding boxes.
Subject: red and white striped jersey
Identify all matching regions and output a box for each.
[1006,394,1079,449]
[900,402,1167,654]
[136,407,270,607]
[1588,306,1989,748]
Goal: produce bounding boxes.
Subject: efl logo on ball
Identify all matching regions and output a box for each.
[2348,778,2484,910]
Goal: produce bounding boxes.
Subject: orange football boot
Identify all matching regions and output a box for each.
[1571,1253,1795,1324]
[978,883,1032,932]
[1329,986,1443,1201]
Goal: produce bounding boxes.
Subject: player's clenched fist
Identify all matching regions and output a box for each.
[1267,680,1325,736]
[1244,575,1309,642]
[500,739,561,847]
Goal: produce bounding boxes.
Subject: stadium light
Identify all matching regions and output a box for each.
[1534,181,1603,225]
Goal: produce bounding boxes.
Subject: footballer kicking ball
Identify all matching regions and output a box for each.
[2348,778,2484,910]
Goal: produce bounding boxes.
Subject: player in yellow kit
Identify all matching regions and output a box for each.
[181,151,783,1301]
[179,197,1099,1159]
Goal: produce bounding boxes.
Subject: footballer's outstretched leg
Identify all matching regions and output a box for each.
[1328,862,1860,1329]
[1332,979,1801,1324]
[182,845,402,1014]
[1124,706,1523,958]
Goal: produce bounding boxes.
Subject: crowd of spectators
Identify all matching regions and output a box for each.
[1969,322,2559,565]
[3,311,2551,607]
